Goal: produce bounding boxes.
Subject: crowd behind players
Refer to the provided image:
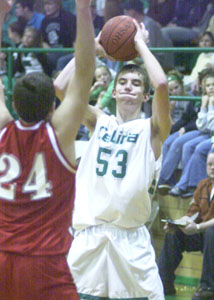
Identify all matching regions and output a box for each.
[1,1,214,184]
[1,0,214,298]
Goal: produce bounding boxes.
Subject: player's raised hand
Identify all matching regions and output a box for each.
[133,20,149,45]
[76,0,92,9]
[95,33,116,61]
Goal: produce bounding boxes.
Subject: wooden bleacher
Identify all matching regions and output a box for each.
[151,193,203,280]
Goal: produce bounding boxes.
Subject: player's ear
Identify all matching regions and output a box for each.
[144,93,150,102]
[112,88,116,99]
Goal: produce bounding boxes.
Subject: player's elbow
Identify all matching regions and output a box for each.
[156,78,168,92]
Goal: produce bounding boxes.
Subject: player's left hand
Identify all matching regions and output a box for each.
[133,20,149,45]
[95,33,116,61]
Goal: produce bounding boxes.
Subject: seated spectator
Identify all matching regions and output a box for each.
[40,0,76,74]
[169,70,214,197]
[15,0,45,30]
[91,0,104,36]
[0,18,27,75]
[184,31,214,94]
[146,0,176,27]
[8,17,26,47]
[90,65,112,106]
[55,0,104,72]
[157,72,198,194]
[104,0,123,22]
[14,26,51,76]
[2,1,17,47]
[167,70,190,129]
[161,0,214,46]
[158,149,214,300]
[124,0,174,71]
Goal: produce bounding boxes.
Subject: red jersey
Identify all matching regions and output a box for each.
[0,120,76,255]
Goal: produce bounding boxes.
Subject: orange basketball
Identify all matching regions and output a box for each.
[100,15,138,61]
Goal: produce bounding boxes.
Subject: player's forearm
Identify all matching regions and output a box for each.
[135,40,167,90]
[74,1,95,81]
[54,57,76,101]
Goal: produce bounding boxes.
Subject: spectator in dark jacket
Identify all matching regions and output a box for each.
[40,0,76,74]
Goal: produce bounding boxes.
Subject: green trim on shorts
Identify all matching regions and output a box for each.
[78,294,148,300]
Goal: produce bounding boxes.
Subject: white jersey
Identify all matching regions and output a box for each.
[73,114,162,230]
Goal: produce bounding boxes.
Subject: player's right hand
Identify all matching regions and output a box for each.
[133,20,149,45]
[95,33,116,61]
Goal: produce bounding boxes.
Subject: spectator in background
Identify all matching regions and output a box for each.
[184,31,214,94]
[0,18,26,75]
[104,0,123,22]
[14,26,51,76]
[96,0,105,18]
[167,70,190,130]
[157,71,199,194]
[158,150,214,300]
[147,0,176,27]
[56,0,104,72]
[124,0,174,71]
[2,0,17,47]
[89,65,112,106]
[169,71,214,198]
[15,0,45,30]
[8,18,26,47]
[40,0,76,74]
[90,0,104,36]
[161,0,214,46]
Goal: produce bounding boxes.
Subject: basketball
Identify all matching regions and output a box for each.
[100,15,138,61]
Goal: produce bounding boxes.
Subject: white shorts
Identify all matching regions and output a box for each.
[67,224,164,300]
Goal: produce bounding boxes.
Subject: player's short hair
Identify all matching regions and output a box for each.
[16,0,34,11]
[114,64,150,94]
[13,72,55,123]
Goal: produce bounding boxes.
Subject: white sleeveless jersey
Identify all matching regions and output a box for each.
[73,115,162,230]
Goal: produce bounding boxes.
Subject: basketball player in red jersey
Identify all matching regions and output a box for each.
[0,1,95,299]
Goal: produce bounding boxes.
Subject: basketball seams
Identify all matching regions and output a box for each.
[100,15,138,61]
[109,28,137,59]
[105,16,129,53]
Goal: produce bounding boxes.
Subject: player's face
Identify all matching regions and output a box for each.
[204,77,214,96]
[207,152,214,181]
[168,80,183,96]
[113,71,145,110]
[95,67,111,88]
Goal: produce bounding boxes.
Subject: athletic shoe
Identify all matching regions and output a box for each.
[192,285,214,300]
[157,184,171,195]
[181,187,195,198]
[168,186,182,197]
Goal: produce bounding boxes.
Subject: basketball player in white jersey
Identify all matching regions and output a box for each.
[54,21,171,300]
[0,1,95,299]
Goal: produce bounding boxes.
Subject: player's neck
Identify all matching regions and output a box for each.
[116,109,142,124]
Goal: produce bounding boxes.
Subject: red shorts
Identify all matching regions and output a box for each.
[0,252,80,300]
